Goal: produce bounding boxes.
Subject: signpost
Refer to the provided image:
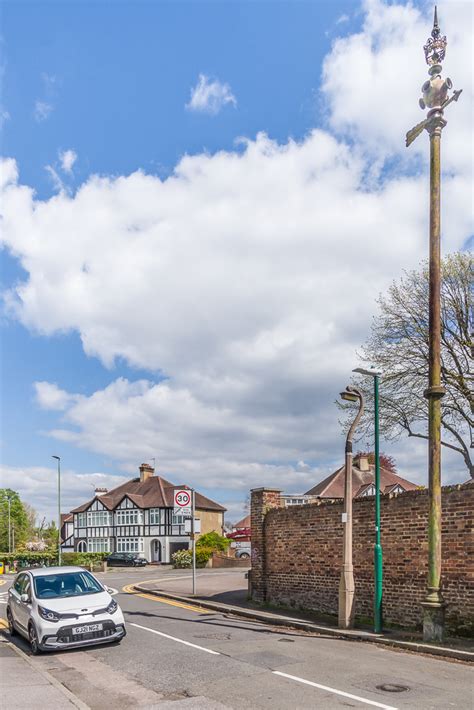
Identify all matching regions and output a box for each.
[174,488,196,594]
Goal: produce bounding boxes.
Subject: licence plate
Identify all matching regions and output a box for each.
[72,623,103,634]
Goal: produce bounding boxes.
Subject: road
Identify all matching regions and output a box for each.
[1,570,472,709]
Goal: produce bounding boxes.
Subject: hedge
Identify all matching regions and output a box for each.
[0,551,108,569]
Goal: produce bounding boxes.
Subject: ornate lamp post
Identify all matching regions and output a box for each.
[338,385,365,629]
[406,7,462,643]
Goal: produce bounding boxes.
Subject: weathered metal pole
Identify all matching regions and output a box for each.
[406,7,462,642]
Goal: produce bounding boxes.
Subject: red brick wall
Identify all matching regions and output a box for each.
[250,484,473,635]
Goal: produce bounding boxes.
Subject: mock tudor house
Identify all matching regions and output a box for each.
[68,464,226,563]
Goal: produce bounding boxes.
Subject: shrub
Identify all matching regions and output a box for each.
[196,531,230,553]
[62,552,109,567]
[0,552,56,568]
[195,546,213,567]
[172,549,192,568]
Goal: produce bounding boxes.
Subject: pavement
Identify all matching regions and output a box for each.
[1,569,473,709]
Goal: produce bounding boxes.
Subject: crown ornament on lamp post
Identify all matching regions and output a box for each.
[405,6,462,147]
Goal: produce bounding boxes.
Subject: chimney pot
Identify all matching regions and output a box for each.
[358,456,370,472]
[95,487,108,496]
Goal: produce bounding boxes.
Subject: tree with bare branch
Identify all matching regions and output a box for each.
[346,252,473,479]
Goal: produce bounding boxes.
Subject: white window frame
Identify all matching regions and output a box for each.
[115,508,142,526]
[87,510,112,527]
[76,513,87,527]
[87,538,110,553]
[116,537,144,553]
[149,508,162,525]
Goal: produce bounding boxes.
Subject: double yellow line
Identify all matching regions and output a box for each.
[122,583,212,614]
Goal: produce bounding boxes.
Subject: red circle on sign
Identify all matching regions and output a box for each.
[175,490,191,507]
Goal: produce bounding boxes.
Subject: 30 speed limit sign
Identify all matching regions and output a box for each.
[174,489,192,516]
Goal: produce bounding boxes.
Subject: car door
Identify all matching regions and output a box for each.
[16,575,33,630]
[10,573,28,631]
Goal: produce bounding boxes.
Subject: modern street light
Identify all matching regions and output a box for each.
[338,385,365,629]
[406,7,462,642]
[7,497,11,554]
[52,456,61,566]
[353,366,383,633]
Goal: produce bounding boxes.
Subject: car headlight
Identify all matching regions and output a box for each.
[106,599,118,614]
[38,606,61,622]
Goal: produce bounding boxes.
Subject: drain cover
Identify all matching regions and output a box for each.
[376,684,410,693]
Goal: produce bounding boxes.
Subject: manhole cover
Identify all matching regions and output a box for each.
[376,684,410,693]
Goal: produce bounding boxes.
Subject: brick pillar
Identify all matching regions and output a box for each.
[250,487,282,602]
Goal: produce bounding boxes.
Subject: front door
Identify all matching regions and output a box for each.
[151,540,161,562]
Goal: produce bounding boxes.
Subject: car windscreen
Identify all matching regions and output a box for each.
[33,571,103,599]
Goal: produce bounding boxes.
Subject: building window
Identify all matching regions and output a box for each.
[115,509,142,525]
[172,513,185,525]
[87,510,112,527]
[116,537,144,553]
[77,540,87,552]
[76,513,87,528]
[149,508,162,525]
[87,538,110,553]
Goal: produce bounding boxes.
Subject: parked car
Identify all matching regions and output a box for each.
[106,552,147,567]
[7,566,126,654]
[235,548,251,559]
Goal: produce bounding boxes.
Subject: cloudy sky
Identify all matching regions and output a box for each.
[1,0,472,524]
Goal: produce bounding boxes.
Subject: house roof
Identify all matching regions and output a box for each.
[60,513,73,525]
[71,474,226,514]
[304,461,418,499]
[233,514,251,529]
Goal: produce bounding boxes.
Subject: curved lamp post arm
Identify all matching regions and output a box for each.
[344,386,365,450]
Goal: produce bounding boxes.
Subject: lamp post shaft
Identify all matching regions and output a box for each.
[57,459,62,566]
[373,375,383,633]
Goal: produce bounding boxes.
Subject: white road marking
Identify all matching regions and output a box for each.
[130,622,220,655]
[273,671,398,710]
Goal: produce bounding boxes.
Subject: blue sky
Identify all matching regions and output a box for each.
[1,0,472,523]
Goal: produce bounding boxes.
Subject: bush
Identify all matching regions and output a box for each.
[172,549,192,568]
[196,531,230,553]
[0,552,56,568]
[195,546,213,567]
[62,552,109,568]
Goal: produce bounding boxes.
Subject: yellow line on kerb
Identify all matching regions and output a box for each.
[0,618,8,629]
[122,584,212,614]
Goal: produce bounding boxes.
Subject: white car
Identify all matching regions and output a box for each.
[7,566,126,654]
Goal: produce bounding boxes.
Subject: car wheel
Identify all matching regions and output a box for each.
[28,623,41,655]
[6,608,16,637]
[240,553,250,559]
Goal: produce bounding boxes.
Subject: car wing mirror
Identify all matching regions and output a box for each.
[106,588,114,594]
[20,593,30,603]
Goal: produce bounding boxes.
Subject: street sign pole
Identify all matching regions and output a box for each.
[191,489,196,595]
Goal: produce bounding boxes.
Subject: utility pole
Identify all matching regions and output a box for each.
[191,489,196,595]
[406,7,462,643]
[7,498,11,554]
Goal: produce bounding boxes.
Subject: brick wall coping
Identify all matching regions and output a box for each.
[250,487,283,493]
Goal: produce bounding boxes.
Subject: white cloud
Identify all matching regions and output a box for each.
[35,381,78,411]
[0,465,128,523]
[59,149,77,175]
[0,108,10,128]
[186,73,237,115]
[34,100,53,122]
[45,164,66,193]
[0,1,472,507]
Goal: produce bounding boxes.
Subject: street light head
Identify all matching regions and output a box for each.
[52,455,60,460]
[353,367,383,378]
[340,390,359,403]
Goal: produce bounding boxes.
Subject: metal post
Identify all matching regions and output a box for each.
[53,456,61,566]
[405,7,462,644]
[7,498,11,554]
[373,374,383,633]
[191,489,196,595]
[339,386,365,629]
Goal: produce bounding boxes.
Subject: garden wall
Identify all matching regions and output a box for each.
[250,483,473,635]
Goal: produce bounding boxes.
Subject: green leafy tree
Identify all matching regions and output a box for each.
[196,531,230,552]
[0,489,32,552]
[347,253,473,479]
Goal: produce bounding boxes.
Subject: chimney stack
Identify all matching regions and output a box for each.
[358,456,370,472]
[139,463,154,482]
[95,487,108,496]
